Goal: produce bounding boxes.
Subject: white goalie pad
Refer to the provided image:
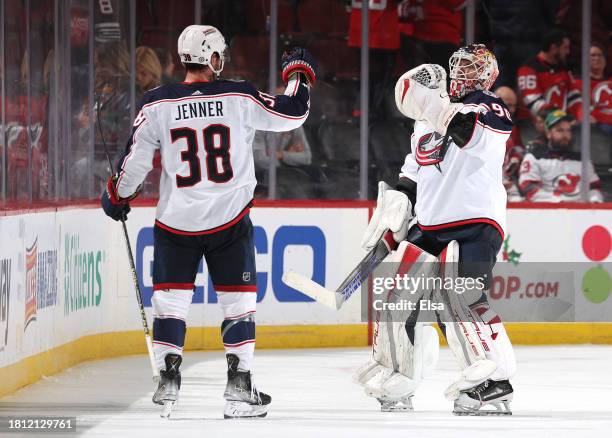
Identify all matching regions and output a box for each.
[355,324,439,401]
[435,240,498,400]
[355,242,439,401]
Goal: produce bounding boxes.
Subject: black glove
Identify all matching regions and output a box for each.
[281,47,317,86]
[101,176,131,221]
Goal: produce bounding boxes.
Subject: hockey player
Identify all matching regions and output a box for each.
[357,44,516,415]
[100,25,316,418]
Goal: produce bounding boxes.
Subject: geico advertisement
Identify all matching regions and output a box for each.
[125,207,370,325]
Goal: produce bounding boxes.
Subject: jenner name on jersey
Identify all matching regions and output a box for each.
[175,100,224,121]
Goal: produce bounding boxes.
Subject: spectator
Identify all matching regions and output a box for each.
[517,29,582,121]
[4,51,48,200]
[573,43,612,135]
[398,0,464,70]
[135,46,163,98]
[348,0,400,120]
[252,128,312,171]
[154,48,179,84]
[88,42,132,193]
[495,86,525,201]
[519,109,603,202]
[484,0,558,88]
[555,0,612,70]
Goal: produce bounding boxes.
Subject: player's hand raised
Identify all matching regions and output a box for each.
[281,47,317,86]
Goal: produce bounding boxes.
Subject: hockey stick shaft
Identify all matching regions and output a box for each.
[283,235,392,310]
[97,95,159,378]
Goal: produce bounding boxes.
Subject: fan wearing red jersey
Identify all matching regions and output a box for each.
[573,44,612,132]
[517,29,582,120]
[348,0,400,119]
[100,25,316,419]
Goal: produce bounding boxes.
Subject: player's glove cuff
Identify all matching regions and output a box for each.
[105,176,126,205]
[106,175,142,204]
[281,47,317,86]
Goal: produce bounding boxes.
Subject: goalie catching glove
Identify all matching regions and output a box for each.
[281,47,317,86]
[395,64,464,137]
[361,181,412,252]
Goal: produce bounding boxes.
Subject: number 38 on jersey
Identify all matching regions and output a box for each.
[171,124,233,187]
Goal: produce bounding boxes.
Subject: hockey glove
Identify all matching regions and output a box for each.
[101,176,131,221]
[395,65,463,136]
[361,181,412,252]
[281,47,317,86]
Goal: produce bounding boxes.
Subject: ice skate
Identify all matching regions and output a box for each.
[223,354,271,419]
[453,379,513,416]
[376,395,414,412]
[152,354,182,418]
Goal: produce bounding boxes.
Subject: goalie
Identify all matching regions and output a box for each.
[356,44,516,415]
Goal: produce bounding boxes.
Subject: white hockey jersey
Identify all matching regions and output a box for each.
[518,143,603,202]
[400,90,513,238]
[115,77,309,233]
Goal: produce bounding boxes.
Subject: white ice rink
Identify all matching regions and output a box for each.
[1,346,611,438]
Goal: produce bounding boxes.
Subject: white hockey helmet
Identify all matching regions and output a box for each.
[177,25,227,74]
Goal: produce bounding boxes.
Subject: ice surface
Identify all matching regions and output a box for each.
[1,346,611,438]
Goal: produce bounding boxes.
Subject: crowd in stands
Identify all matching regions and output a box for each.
[1,0,610,203]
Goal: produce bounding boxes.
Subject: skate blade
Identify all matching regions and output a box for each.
[378,397,414,413]
[381,405,414,412]
[224,401,268,419]
[453,401,512,416]
[453,410,512,416]
[160,400,177,419]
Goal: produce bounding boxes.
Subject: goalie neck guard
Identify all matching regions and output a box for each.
[449,44,498,102]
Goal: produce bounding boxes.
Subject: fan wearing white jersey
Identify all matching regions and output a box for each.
[359,45,517,415]
[100,25,316,419]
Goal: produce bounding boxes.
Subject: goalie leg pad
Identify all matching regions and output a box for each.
[469,296,516,381]
[436,241,516,399]
[356,242,439,402]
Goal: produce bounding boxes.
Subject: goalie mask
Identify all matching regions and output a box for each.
[177,25,228,74]
[449,44,498,101]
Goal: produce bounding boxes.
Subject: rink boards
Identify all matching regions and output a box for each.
[0,201,611,396]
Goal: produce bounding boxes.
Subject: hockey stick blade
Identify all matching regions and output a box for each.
[283,271,341,310]
[282,236,392,310]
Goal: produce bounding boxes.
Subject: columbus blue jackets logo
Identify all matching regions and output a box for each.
[415,132,447,168]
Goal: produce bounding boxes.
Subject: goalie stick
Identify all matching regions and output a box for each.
[283,234,393,310]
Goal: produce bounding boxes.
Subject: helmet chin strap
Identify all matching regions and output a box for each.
[209,52,225,76]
